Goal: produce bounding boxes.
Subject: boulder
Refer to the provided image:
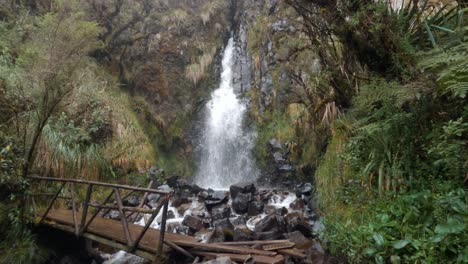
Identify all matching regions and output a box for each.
[295,183,312,197]
[284,231,312,249]
[177,203,192,216]
[182,215,205,232]
[263,205,288,216]
[147,193,160,203]
[278,164,294,172]
[247,201,264,216]
[157,184,172,193]
[194,229,213,243]
[273,152,285,163]
[233,225,252,241]
[289,198,306,211]
[167,210,176,220]
[285,212,311,236]
[229,182,256,199]
[123,195,140,207]
[171,196,190,207]
[204,191,228,210]
[268,138,283,150]
[232,193,252,214]
[229,215,247,226]
[208,226,233,243]
[107,210,120,220]
[252,230,280,240]
[254,214,286,233]
[211,204,231,221]
[212,218,234,232]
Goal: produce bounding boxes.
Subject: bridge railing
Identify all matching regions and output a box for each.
[28,175,172,254]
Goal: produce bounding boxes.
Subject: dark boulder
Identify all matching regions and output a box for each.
[171,196,190,207]
[122,195,140,207]
[269,138,283,150]
[182,215,205,232]
[252,231,280,240]
[285,212,311,236]
[229,182,256,199]
[209,226,233,243]
[290,198,306,211]
[177,203,192,216]
[204,190,228,210]
[233,225,252,241]
[295,182,312,197]
[229,215,247,226]
[284,231,312,249]
[232,193,252,214]
[247,201,264,216]
[211,204,231,221]
[212,218,234,232]
[254,214,286,233]
[264,205,288,216]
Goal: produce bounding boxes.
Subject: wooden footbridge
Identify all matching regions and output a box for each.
[28,176,306,264]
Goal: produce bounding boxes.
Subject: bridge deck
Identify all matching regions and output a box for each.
[42,209,198,255]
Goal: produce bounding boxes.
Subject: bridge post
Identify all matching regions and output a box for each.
[157,199,169,253]
[79,184,93,236]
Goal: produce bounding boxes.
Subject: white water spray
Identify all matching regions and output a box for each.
[195,38,258,189]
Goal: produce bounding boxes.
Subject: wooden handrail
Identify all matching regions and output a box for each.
[29,175,171,194]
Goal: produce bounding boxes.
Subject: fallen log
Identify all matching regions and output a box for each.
[190,251,284,264]
[173,240,277,256]
[262,242,295,251]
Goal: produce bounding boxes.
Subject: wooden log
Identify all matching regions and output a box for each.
[165,239,195,260]
[262,242,295,251]
[40,182,66,224]
[70,183,79,236]
[158,199,169,253]
[29,175,170,194]
[215,240,290,246]
[190,251,284,264]
[80,184,93,235]
[276,248,306,258]
[114,188,133,246]
[89,203,158,214]
[173,241,278,256]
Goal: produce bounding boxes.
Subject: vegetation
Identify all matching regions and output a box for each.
[247,0,466,262]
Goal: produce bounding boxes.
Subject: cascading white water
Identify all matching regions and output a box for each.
[195,37,258,189]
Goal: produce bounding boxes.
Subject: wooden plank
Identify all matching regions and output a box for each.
[190,251,285,264]
[262,242,295,251]
[40,209,198,253]
[277,248,306,258]
[30,175,170,194]
[215,240,290,246]
[114,188,133,246]
[89,203,159,214]
[174,241,277,256]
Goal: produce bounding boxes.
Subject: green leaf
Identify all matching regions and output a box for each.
[390,255,401,264]
[373,233,385,246]
[393,240,410,249]
[435,217,464,234]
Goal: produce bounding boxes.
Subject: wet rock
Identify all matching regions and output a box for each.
[278,164,294,172]
[254,214,286,233]
[208,226,233,243]
[229,182,256,199]
[171,196,190,207]
[290,198,305,211]
[194,229,213,243]
[204,190,228,210]
[201,256,232,264]
[273,152,285,163]
[247,201,264,216]
[305,239,325,264]
[211,204,231,221]
[197,190,209,201]
[212,218,234,231]
[190,184,204,195]
[157,184,172,193]
[190,202,209,218]
[182,215,205,232]
[233,225,252,241]
[177,203,192,216]
[232,193,252,214]
[285,212,311,236]
[269,138,283,150]
[229,215,247,226]
[123,195,139,207]
[263,205,288,216]
[252,230,280,240]
[167,210,175,220]
[147,193,160,203]
[295,183,312,197]
[284,231,311,249]
[107,210,120,220]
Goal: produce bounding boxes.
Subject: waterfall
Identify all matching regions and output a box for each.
[195,37,258,189]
